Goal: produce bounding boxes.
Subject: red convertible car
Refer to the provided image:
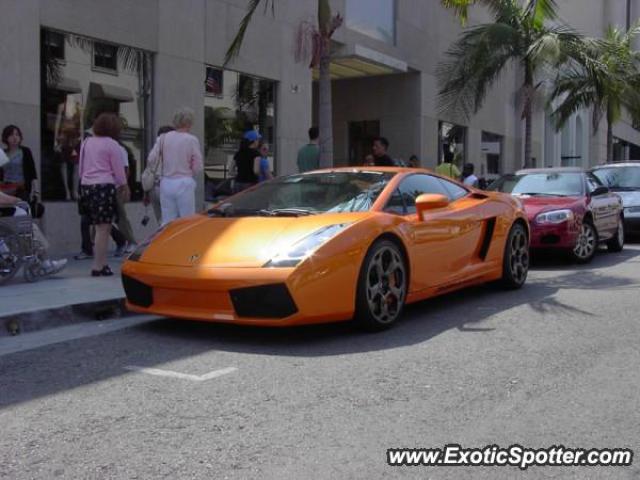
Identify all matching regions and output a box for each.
[489,168,624,263]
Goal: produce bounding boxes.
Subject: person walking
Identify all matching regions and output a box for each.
[147,108,203,225]
[435,151,461,179]
[462,163,479,187]
[78,113,128,276]
[371,137,394,166]
[1,125,38,202]
[254,143,273,182]
[296,127,320,173]
[143,125,174,224]
[233,130,260,192]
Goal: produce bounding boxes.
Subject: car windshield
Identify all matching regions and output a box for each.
[207,171,395,217]
[592,166,640,190]
[488,172,584,197]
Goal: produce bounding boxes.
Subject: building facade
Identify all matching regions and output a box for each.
[1,0,639,254]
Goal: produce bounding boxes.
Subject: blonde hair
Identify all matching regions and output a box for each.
[172,107,195,129]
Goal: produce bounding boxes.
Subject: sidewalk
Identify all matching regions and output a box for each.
[1,255,129,336]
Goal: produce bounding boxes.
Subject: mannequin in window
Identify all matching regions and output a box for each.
[54,96,83,200]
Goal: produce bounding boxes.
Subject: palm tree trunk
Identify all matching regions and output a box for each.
[318,37,333,168]
[607,121,614,163]
[523,65,533,168]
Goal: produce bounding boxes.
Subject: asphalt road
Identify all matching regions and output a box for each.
[2,245,640,479]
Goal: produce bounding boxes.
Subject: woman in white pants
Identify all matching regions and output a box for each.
[147,108,203,225]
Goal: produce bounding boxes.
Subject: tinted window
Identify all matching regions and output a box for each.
[216,171,395,215]
[396,174,450,215]
[385,188,405,214]
[438,178,468,201]
[586,173,604,193]
[592,166,640,190]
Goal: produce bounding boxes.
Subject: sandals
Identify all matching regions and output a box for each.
[91,265,114,277]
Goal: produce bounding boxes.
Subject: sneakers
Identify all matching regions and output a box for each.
[41,258,68,275]
[112,244,126,257]
[73,252,93,260]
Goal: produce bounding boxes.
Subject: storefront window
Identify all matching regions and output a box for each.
[439,121,466,168]
[204,66,276,201]
[40,29,152,201]
[346,0,396,44]
[481,131,503,179]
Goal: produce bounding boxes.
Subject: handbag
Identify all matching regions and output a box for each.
[142,135,164,192]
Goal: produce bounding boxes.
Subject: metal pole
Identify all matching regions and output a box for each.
[627,0,632,31]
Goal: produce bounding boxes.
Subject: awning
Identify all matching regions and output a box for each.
[89,82,134,102]
[52,77,82,93]
[313,44,409,80]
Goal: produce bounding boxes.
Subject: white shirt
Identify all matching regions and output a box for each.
[463,174,479,187]
[0,149,8,168]
[119,145,129,168]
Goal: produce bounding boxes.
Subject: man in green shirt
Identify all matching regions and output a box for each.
[435,150,461,180]
[297,127,320,173]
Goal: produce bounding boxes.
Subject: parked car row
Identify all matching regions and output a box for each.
[488,167,626,263]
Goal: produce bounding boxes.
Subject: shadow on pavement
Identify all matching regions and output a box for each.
[2,247,639,409]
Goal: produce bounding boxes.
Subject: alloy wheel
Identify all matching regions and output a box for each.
[574,222,596,260]
[509,227,529,285]
[365,246,407,325]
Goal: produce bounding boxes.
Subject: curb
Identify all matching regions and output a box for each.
[0,297,133,337]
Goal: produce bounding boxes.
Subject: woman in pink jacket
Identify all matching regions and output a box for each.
[79,113,128,276]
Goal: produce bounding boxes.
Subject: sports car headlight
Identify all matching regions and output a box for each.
[535,209,574,224]
[128,225,168,262]
[264,223,352,268]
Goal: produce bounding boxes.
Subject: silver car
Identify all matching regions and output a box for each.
[591,162,640,237]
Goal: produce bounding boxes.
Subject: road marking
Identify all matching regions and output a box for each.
[124,366,237,382]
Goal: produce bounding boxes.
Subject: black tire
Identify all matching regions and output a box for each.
[570,219,598,264]
[354,239,408,332]
[501,222,529,289]
[607,215,625,252]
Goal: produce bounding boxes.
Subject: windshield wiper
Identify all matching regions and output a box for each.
[258,208,318,217]
[207,205,262,217]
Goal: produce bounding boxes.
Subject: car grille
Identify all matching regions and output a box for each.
[122,274,154,308]
[229,283,298,319]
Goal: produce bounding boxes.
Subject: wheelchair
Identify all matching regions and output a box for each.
[0,202,47,285]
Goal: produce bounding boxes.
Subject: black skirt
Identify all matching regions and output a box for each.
[80,183,118,225]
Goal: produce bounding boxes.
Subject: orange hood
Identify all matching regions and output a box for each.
[139,212,368,268]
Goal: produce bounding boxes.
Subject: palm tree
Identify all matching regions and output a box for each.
[225,0,341,168]
[549,25,640,163]
[437,0,579,167]
[225,0,480,168]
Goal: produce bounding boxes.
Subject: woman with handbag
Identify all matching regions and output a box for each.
[142,126,174,225]
[146,109,202,225]
[78,113,128,277]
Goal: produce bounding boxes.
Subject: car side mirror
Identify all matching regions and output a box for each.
[416,193,449,219]
[591,186,609,196]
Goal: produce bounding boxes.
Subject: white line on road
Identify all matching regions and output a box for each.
[124,366,237,382]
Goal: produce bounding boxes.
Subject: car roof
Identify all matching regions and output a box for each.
[591,162,640,169]
[515,167,585,175]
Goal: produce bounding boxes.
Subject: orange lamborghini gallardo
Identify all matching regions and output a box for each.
[122,168,529,330]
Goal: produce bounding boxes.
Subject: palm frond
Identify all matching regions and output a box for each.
[437,22,519,117]
[224,0,275,66]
